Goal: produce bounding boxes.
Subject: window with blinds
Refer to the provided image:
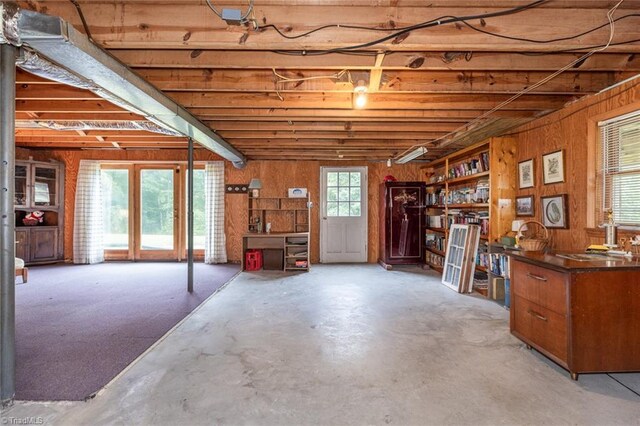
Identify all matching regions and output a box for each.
[598,110,640,227]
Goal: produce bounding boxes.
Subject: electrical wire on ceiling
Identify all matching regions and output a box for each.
[272,69,351,84]
[271,69,352,101]
[393,0,627,161]
[262,0,547,40]
[265,0,550,55]
[260,2,638,56]
[68,0,93,42]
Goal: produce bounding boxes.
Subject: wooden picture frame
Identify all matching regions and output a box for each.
[541,194,569,228]
[518,159,534,189]
[516,195,535,217]
[542,150,565,184]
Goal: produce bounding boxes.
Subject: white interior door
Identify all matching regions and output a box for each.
[320,167,368,263]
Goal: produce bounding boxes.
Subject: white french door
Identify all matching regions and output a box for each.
[320,166,368,263]
[101,163,205,261]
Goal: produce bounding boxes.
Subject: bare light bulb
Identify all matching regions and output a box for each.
[353,81,368,109]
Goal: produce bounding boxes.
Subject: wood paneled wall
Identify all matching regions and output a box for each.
[511,78,640,251]
[17,148,418,263]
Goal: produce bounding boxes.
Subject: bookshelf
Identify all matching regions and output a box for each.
[421,137,517,295]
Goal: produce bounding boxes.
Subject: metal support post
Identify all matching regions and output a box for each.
[187,137,194,293]
[0,43,17,404]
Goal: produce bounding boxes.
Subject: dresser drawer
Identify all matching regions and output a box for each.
[513,296,568,363]
[512,260,567,315]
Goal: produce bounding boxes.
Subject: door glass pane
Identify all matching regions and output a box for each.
[101,169,129,250]
[338,187,350,201]
[15,165,27,206]
[338,202,350,216]
[33,167,57,207]
[350,202,362,216]
[141,169,174,250]
[186,169,206,250]
[327,172,338,186]
[326,170,362,217]
[327,187,338,201]
[338,172,350,186]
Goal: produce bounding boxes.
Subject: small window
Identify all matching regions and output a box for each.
[598,110,640,227]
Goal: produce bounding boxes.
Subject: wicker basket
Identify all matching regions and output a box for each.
[517,220,549,252]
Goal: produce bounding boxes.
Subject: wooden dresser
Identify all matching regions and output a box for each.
[509,252,640,380]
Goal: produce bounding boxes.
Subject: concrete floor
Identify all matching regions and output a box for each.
[3,265,640,425]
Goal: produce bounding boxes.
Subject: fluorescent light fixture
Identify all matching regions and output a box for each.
[395,147,427,164]
[353,80,368,109]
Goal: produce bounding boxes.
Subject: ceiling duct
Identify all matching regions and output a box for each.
[1,3,246,168]
[15,119,182,136]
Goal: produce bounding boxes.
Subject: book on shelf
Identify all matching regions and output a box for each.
[448,152,490,179]
[426,251,445,267]
[427,215,445,229]
[447,210,489,235]
[425,233,446,252]
[487,253,510,278]
[426,190,445,206]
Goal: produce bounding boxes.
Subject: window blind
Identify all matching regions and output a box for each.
[598,110,640,226]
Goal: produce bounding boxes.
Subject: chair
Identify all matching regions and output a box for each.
[15,257,28,284]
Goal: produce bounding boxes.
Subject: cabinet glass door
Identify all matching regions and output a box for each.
[33,166,58,207]
[15,164,28,207]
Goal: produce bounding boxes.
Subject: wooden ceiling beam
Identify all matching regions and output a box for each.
[15,3,640,52]
[16,136,186,143]
[16,100,130,113]
[16,84,99,100]
[219,130,448,139]
[207,121,461,132]
[49,69,627,95]
[16,142,188,149]
[170,92,573,110]
[15,129,179,138]
[108,50,640,72]
[20,1,640,8]
[15,112,145,121]
[192,108,539,120]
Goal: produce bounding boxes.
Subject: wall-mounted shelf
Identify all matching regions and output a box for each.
[244,194,311,272]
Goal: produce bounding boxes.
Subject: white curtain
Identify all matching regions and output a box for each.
[73,160,104,264]
[204,161,227,263]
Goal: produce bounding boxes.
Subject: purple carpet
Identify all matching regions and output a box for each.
[15,262,239,401]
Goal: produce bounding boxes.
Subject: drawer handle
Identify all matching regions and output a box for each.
[528,309,548,322]
[526,272,547,282]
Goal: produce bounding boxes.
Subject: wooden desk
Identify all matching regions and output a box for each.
[242,232,310,272]
[509,251,640,380]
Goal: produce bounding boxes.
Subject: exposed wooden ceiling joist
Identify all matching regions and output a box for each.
[12,1,640,161]
[15,3,640,52]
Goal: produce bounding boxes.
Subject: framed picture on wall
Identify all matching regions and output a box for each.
[516,195,535,216]
[541,194,568,228]
[518,159,534,189]
[542,150,565,184]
